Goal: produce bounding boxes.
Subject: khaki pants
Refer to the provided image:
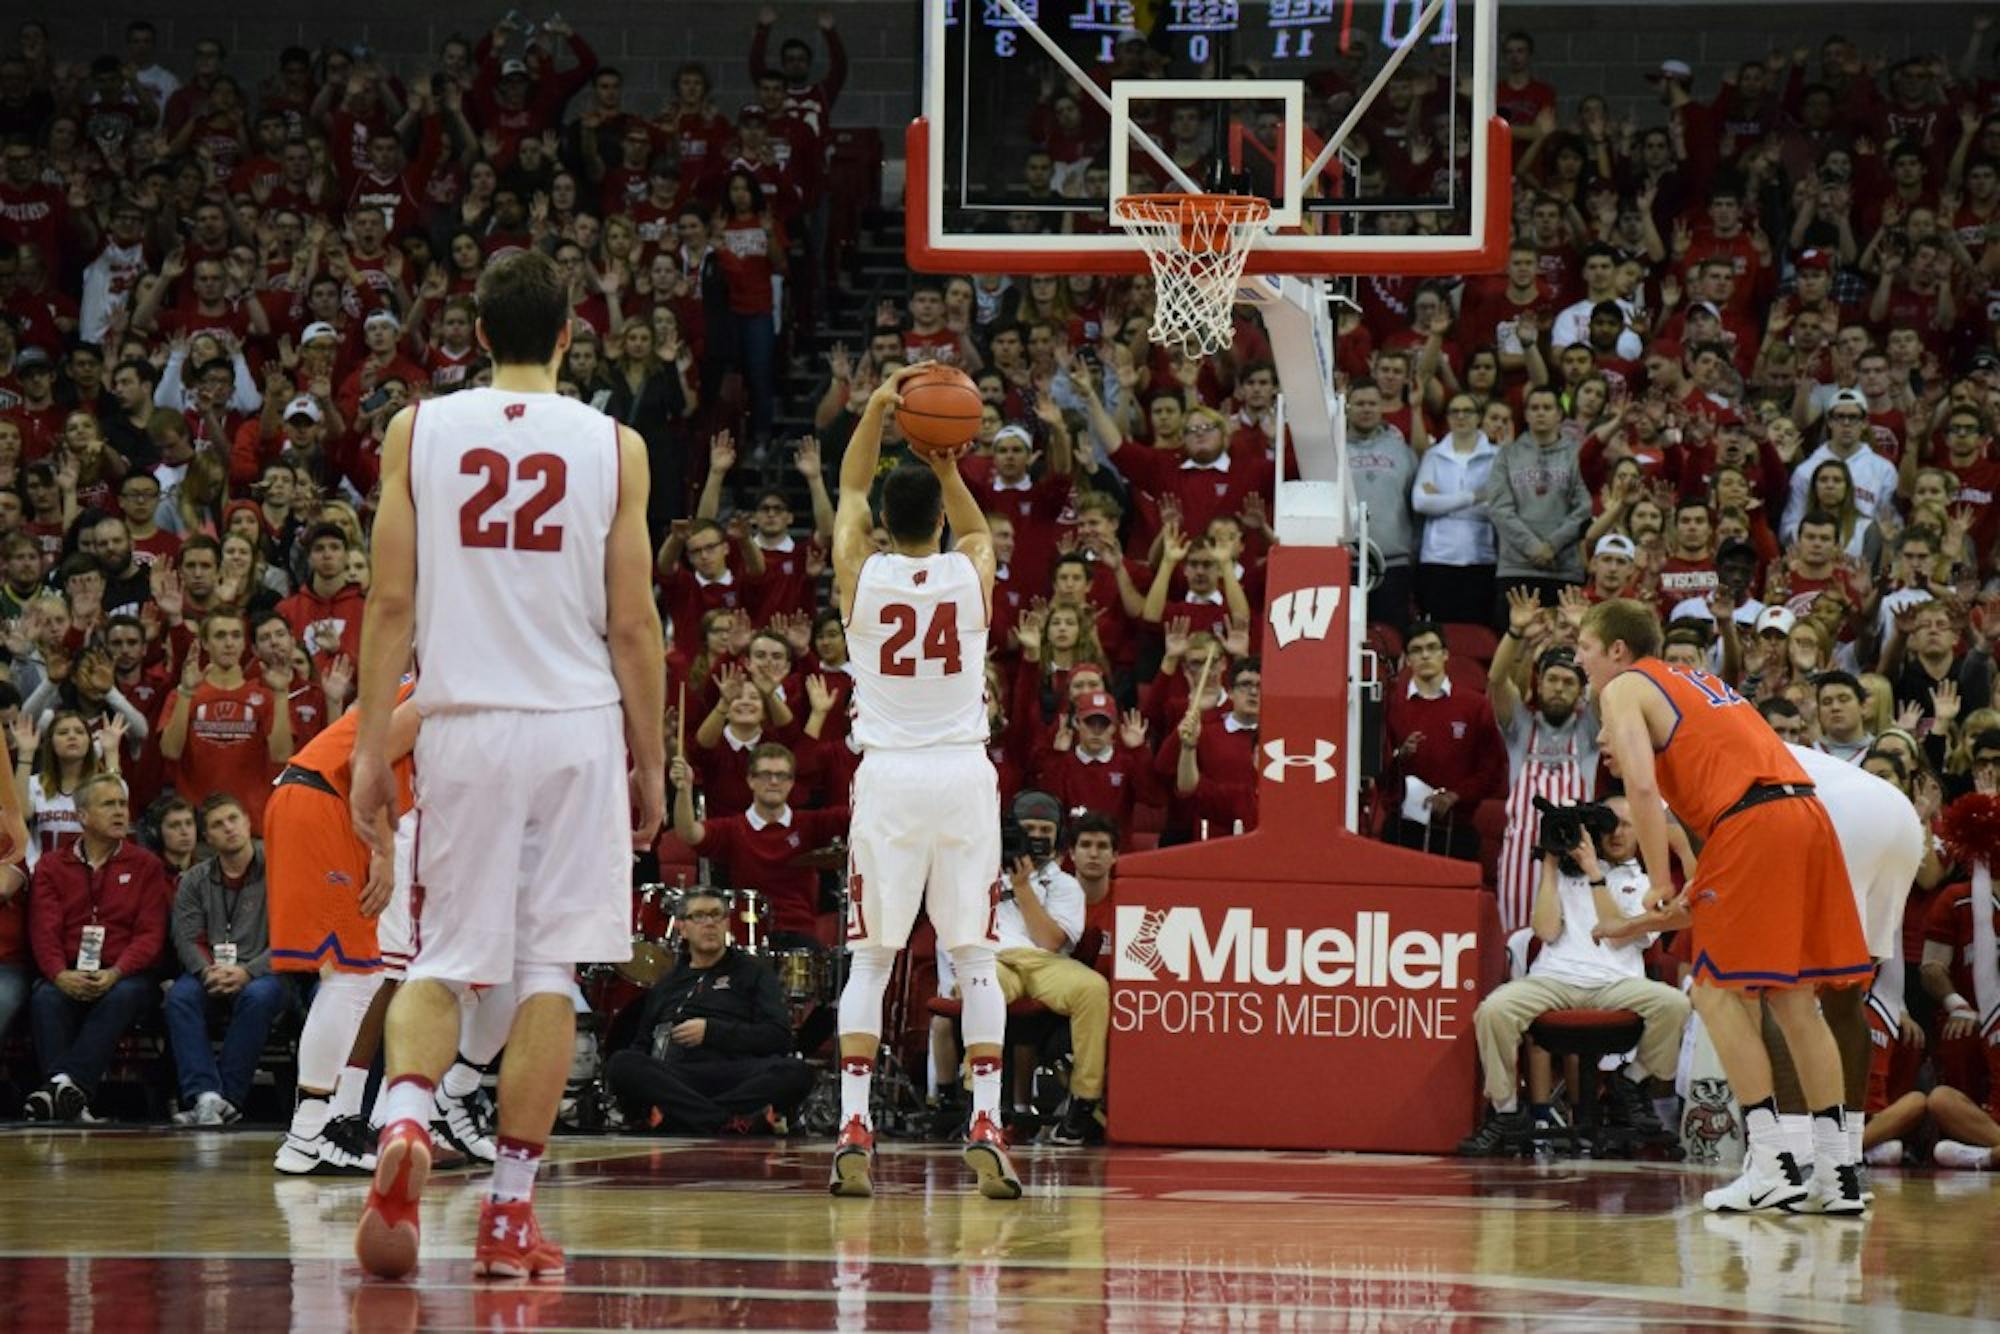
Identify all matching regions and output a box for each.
[1473,974,1691,1108]
[995,948,1110,1100]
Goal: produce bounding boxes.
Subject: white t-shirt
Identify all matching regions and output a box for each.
[936,861,1086,991]
[1529,858,1652,987]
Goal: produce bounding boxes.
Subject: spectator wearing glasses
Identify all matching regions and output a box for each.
[1928,405,2000,569]
[668,742,847,949]
[603,885,812,1135]
[1412,394,1500,625]
[656,517,767,658]
[1381,623,1505,864]
[1782,388,1899,541]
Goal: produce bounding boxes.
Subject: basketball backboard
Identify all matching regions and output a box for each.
[910,0,1509,278]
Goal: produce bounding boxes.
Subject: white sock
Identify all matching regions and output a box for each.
[1493,1097,1519,1115]
[1779,1112,1813,1173]
[288,1091,331,1141]
[378,1076,435,1132]
[1934,1139,1996,1170]
[1810,1106,1850,1169]
[441,1061,482,1099]
[490,1136,542,1203]
[840,1056,874,1130]
[1863,1139,1902,1166]
[969,1055,1001,1121]
[332,1065,369,1120]
[1848,1114,1864,1165]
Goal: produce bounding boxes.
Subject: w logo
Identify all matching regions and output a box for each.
[1269,585,1342,648]
[1119,907,1172,981]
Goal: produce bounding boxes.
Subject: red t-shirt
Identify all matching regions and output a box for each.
[714,217,787,316]
[161,677,279,829]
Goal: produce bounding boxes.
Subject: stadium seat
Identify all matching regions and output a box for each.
[1441,622,1500,668]
[1471,798,1509,889]
[1527,1010,1645,1157]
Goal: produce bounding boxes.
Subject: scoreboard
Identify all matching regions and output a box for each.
[944,1,1461,65]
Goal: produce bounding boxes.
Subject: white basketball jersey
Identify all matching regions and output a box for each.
[846,551,989,751]
[407,388,622,713]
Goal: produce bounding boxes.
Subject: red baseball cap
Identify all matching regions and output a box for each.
[1795,248,1832,272]
[1077,692,1116,724]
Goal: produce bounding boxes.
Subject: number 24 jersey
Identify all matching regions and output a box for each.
[845,550,989,751]
[408,389,622,714]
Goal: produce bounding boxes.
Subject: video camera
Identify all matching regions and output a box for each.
[1533,796,1618,878]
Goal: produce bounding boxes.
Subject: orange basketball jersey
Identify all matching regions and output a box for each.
[1625,659,1809,839]
[289,682,416,814]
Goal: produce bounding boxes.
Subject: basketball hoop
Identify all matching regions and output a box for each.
[1113,193,1273,357]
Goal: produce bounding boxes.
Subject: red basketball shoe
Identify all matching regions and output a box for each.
[473,1198,567,1280]
[963,1112,1022,1200]
[355,1119,432,1279]
[828,1115,875,1198]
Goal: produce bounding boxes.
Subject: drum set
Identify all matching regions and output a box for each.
[579,881,838,1032]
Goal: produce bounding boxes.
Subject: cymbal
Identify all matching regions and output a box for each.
[788,840,848,870]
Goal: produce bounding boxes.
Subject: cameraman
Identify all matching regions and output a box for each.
[603,887,813,1135]
[932,792,1108,1145]
[1458,795,1691,1156]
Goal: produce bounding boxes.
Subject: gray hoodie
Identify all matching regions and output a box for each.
[1347,424,1417,568]
[172,845,274,978]
[1481,432,1593,581]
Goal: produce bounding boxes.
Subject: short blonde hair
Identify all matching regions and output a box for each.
[1580,597,1661,662]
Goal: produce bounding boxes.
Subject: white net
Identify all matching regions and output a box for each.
[1112,194,1273,357]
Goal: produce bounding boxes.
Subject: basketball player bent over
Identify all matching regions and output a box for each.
[349,250,667,1279]
[1579,599,1871,1214]
[828,365,1020,1200]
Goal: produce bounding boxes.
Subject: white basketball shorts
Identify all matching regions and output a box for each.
[1815,781,1926,960]
[845,746,1000,953]
[404,704,633,986]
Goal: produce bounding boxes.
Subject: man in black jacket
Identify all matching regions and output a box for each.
[604,886,813,1134]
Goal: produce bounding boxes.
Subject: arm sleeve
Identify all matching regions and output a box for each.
[28,867,66,979]
[171,873,208,974]
[704,962,797,1056]
[115,860,173,975]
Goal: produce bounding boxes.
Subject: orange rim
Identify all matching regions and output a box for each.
[1114,193,1272,253]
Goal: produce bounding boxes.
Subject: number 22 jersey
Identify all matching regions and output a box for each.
[408,388,623,714]
[845,550,989,751]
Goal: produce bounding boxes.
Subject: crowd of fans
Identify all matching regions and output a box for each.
[0,8,1996,1160]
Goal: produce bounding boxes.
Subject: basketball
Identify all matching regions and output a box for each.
[894,364,983,457]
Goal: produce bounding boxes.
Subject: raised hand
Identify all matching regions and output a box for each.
[323,653,355,702]
[1222,614,1250,659]
[1163,614,1192,661]
[1119,708,1149,749]
[9,713,36,761]
[1505,584,1543,636]
[781,610,813,657]
[180,645,205,692]
[805,673,835,716]
[794,435,822,481]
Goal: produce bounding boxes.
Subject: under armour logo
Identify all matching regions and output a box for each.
[504,404,527,421]
[1260,738,1337,783]
[1268,585,1342,649]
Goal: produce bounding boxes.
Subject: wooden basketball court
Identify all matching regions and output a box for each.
[1,1130,1993,1330]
